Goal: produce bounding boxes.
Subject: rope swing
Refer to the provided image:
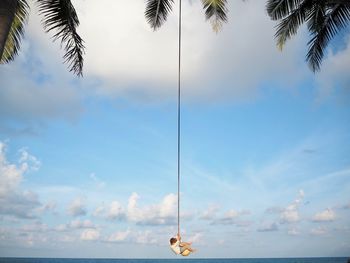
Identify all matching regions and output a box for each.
[177,0,182,237]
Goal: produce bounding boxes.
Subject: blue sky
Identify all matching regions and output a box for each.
[0,0,350,259]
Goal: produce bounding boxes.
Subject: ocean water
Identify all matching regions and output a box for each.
[0,258,348,263]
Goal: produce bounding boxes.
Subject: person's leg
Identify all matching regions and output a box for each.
[180,242,192,247]
[180,244,194,252]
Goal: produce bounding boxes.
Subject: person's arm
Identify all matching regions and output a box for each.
[176,233,181,241]
[174,236,180,247]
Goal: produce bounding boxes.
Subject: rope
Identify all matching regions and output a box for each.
[177,0,182,237]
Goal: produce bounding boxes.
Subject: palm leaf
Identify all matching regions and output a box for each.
[267,0,304,21]
[202,0,228,33]
[145,0,174,30]
[307,4,350,71]
[274,0,313,50]
[37,0,85,76]
[0,0,29,64]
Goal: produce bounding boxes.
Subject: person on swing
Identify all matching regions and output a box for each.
[169,233,196,256]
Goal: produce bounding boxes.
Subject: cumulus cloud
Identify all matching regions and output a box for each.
[127,192,177,225]
[257,222,279,232]
[341,202,350,209]
[0,141,41,219]
[134,230,157,245]
[200,204,220,220]
[211,209,251,225]
[89,173,106,189]
[315,35,350,102]
[265,206,284,214]
[69,219,96,229]
[287,227,300,236]
[93,193,178,225]
[80,229,100,241]
[187,232,204,244]
[312,208,336,222]
[92,201,125,220]
[67,198,87,217]
[5,0,315,104]
[0,55,82,135]
[73,0,310,101]
[280,190,304,224]
[36,201,57,214]
[106,229,131,243]
[20,221,49,233]
[310,226,327,236]
[108,201,125,220]
[105,229,157,245]
[1,0,347,140]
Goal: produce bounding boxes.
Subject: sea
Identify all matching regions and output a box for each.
[0,258,348,263]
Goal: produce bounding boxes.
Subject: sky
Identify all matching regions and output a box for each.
[0,0,350,259]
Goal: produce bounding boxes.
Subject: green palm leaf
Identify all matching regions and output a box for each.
[145,0,174,30]
[0,0,29,64]
[266,0,304,21]
[274,0,313,50]
[307,3,350,71]
[202,0,228,32]
[37,0,85,76]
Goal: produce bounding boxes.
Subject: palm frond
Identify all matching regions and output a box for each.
[202,0,228,33]
[266,0,304,20]
[307,4,350,72]
[274,0,313,50]
[145,0,174,30]
[37,0,85,76]
[0,0,29,64]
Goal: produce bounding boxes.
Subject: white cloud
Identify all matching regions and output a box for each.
[12,0,312,103]
[36,201,57,214]
[106,229,131,243]
[211,209,251,225]
[18,148,41,171]
[312,208,336,222]
[0,141,41,219]
[105,229,157,245]
[89,173,106,189]
[200,204,220,220]
[287,227,300,236]
[74,0,310,101]
[310,226,327,236]
[280,190,304,224]
[257,222,279,232]
[92,204,105,217]
[20,221,49,233]
[80,229,100,241]
[342,202,350,209]
[188,232,203,244]
[127,192,177,225]
[69,219,96,229]
[1,0,347,140]
[107,201,125,220]
[92,193,178,225]
[315,36,350,102]
[67,198,87,217]
[135,230,157,245]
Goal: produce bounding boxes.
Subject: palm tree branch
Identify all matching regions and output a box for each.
[266,0,304,21]
[37,0,85,76]
[0,0,29,64]
[145,0,174,30]
[274,0,313,50]
[306,4,350,72]
[202,0,228,32]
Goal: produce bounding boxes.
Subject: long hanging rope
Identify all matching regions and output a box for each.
[177,0,182,237]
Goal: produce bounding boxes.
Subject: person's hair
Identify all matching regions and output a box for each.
[170,237,177,245]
